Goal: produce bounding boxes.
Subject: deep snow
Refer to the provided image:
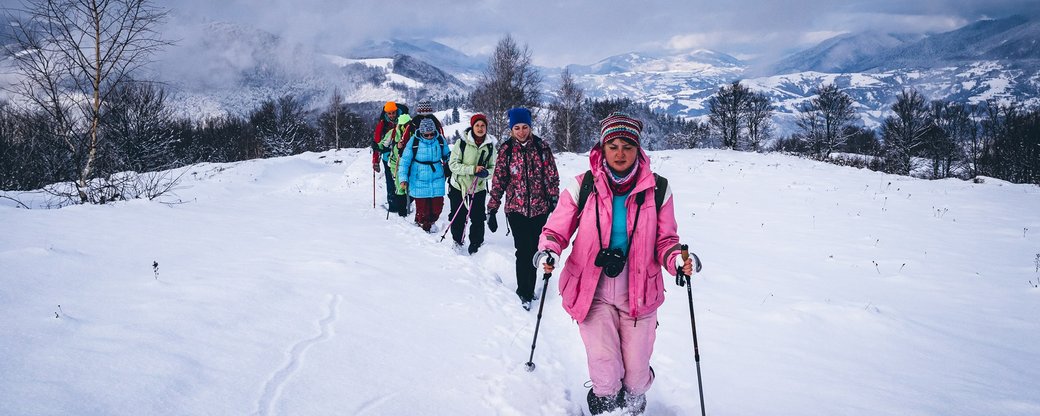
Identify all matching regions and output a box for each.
[2,148,1039,415]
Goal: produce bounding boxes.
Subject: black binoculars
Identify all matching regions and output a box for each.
[595,248,627,278]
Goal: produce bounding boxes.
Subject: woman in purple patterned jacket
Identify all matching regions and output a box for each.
[487,107,560,310]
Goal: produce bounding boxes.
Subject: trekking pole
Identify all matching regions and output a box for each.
[439,179,479,242]
[372,169,377,209]
[677,244,706,416]
[524,255,555,372]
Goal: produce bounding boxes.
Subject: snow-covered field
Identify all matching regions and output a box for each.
[2,148,1038,415]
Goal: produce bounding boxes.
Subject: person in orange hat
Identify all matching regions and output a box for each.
[373,101,401,212]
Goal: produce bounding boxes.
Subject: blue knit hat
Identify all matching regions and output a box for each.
[418,118,437,135]
[507,107,532,129]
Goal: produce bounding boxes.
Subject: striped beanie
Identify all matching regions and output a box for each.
[599,112,643,147]
[416,100,433,114]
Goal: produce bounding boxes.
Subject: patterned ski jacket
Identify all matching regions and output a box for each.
[488,134,560,217]
[398,131,451,198]
[447,128,497,194]
[537,144,682,323]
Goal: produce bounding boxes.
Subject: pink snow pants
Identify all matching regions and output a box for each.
[577,267,657,397]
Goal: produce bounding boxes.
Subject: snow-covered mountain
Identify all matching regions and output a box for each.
[567,50,744,76]
[3,14,1038,135]
[770,32,925,75]
[347,38,487,82]
[152,23,469,118]
[561,15,1040,133]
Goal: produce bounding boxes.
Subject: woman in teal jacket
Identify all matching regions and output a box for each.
[399,118,451,232]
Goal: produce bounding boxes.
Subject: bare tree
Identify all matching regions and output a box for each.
[469,34,542,138]
[548,68,590,152]
[881,89,933,175]
[250,95,315,157]
[329,88,344,149]
[4,0,170,203]
[743,91,773,152]
[707,81,750,149]
[99,82,176,174]
[797,84,857,159]
[927,100,974,178]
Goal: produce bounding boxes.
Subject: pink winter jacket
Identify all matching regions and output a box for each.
[538,145,682,323]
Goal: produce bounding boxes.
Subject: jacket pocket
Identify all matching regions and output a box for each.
[645,270,663,306]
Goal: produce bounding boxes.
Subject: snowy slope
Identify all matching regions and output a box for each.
[2,149,1039,415]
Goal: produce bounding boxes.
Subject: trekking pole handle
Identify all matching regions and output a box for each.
[677,244,703,286]
[543,254,555,280]
[678,244,690,286]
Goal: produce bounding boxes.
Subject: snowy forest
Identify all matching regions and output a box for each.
[1,1,1037,207]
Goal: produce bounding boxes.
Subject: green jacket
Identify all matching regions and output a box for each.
[447,128,497,194]
[382,114,412,195]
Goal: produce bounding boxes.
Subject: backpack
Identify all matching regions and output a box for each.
[409,133,450,177]
[575,170,668,215]
[455,140,493,170]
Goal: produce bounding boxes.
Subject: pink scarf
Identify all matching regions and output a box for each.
[602,158,640,195]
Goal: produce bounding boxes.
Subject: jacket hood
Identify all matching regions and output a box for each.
[588,142,655,193]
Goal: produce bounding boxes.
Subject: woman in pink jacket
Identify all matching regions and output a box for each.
[535,112,694,415]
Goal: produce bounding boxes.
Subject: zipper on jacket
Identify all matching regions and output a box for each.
[522,144,532,216]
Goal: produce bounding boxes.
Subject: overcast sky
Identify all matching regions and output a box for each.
[163,0,1038,66]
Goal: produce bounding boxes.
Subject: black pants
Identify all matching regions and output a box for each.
[506,212,549,302]
[382,160,407,216]
[448,187,487,247]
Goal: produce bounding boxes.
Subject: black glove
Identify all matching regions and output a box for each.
[487,209,498,233]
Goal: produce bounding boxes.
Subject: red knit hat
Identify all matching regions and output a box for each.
[470,113,488,128]
[600,111,643,147]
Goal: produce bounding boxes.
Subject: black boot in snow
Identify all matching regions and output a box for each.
[622,390,646,415]
[586,388,622,415]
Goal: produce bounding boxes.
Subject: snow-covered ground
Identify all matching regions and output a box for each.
[2,148,1039,415]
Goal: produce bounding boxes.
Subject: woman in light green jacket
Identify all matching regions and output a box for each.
[446,113,496,254]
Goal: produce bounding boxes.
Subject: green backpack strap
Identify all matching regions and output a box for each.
[577,171,669,214]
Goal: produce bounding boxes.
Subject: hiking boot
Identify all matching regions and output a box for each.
[467,243,480,255]
[521,300,532,311]
[453,242,466,255]
[586,388,622,415]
